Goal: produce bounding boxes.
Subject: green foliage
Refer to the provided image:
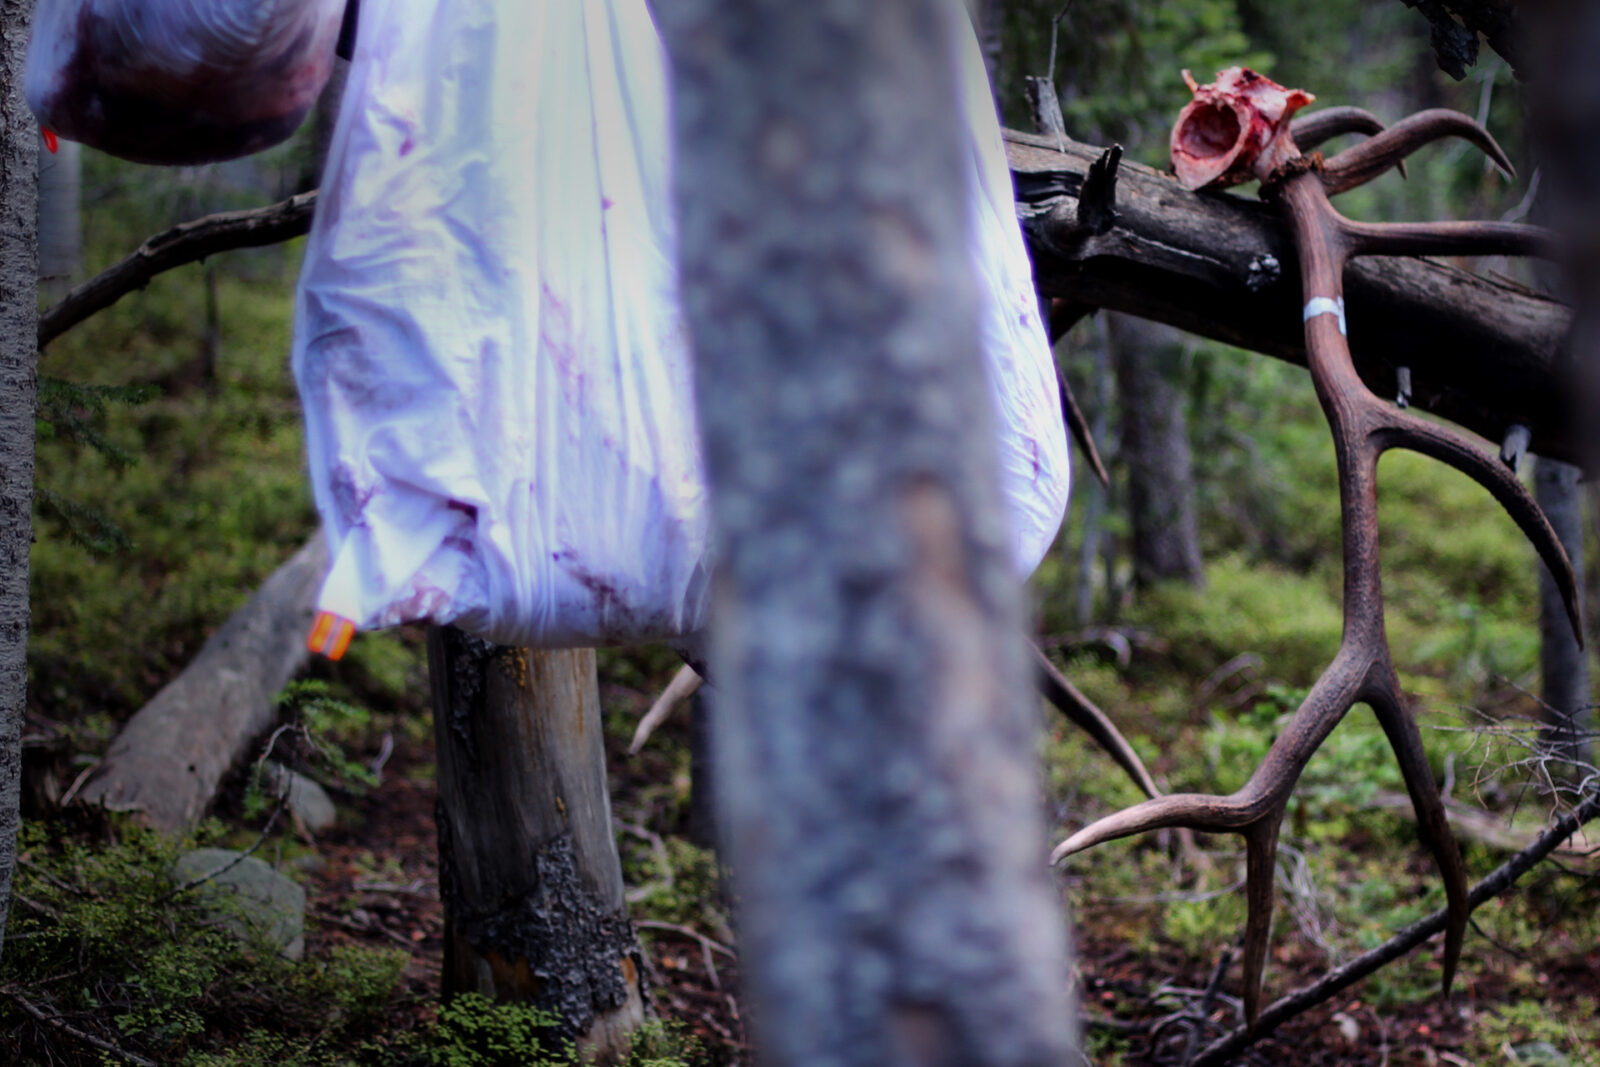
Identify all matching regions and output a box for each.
[30,227,313,718]
[413,995,571,1067]
[0,821,409,1066]
[1129,554,1343,683]
[1468,999,1600,1067]
[272,679,380,792]
[392,998,705,1067]
[999,0,1271,162]
[623,834,731,937]
[33,376,158,555]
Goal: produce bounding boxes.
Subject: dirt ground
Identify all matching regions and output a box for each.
[301,718,1599,1067]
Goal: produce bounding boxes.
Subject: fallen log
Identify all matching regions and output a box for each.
[1007,129,1581,470]
[75,533,326,832]
[35,133,1578,470]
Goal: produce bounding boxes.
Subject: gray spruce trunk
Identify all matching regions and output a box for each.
[1535,458,1591,767]
[1528,1,1600,771]
[1107,312,1205,590]
[0,0,40,957]
[429,629,647,1060]
[657,3,1076,1064]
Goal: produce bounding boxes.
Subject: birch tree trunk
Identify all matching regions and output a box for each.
[0,0,41,956]
[429,629,647,1061]
[658,3,1076,1064]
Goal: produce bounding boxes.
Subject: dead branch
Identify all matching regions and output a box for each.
[37,192,316,351]
[1007,129,1583,470]
[1189,789,1600,1067]
[2,985,157,1067]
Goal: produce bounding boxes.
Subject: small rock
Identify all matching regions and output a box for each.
[1507,1041,1569,1066]
[173,848,306,960]
[263,762,338,833]
[1330,1011,1360,1044]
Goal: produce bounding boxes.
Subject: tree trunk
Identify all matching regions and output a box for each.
[36,135,81,302]
[429,629,647,1061]
[658,3,1076,1064]
[1535,458,1591,767]
[1071,315,1115,624]
[76,534,326,832]
[1107,312,1205,590]
[0,0,41,957]
[1527,1,1600,770]
[685,688,717,852]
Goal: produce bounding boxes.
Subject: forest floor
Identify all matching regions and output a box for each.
[278,645,1600,1067]
[295,697,754,1064]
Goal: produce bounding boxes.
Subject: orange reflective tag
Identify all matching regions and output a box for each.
[307,611,356,661]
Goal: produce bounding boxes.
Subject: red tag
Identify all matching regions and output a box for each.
[42,128,58,154]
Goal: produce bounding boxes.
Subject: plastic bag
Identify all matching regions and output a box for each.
[294,0,1068,653]
[26,0,346,164]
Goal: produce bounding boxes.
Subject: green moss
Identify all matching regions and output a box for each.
[1,821,408,1066]
[1128,555,1344,684]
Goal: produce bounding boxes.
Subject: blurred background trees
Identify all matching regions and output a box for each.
[5,1,1600,1061]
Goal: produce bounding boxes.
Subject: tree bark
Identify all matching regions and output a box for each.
[1535,458,1591,767]
[429,629,646,1061]
[1107,312,1205,589]
[1071,315,1115,623]
[685,688,717,852]
[75,534,327,832]
[0,0,40,957]
[1526,1,1600,772]
[659,4,1076,1064]
[36,135,81,302]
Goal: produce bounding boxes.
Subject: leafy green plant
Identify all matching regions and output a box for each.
[0,820,409,1066]
[392,998,705,1067]
[263,679,380,798]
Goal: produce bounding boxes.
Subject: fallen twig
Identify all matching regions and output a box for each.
[1189,791,1600,1066]
[636,918,737,959]
[156,796,286,905]
[618,820,676,904]
[2,986,157,1066]
[636,919,736,993]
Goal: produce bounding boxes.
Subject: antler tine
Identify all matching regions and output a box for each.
[1363,673,1469,996]
[1374,410,1583,646]
[1291,105,1390,151]
[1034,645,1161,799]
[1340,217,1556,260]
[1052,645,1378,1019]
[1320,108,1514,196]
[1240,818,1283,1027]
[1290,106,1408,180]
[1048,789,1258,865]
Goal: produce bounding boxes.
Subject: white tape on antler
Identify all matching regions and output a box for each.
[1303,296,1346,336]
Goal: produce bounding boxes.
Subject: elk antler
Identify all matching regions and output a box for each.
[1054,71,1584,1030]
